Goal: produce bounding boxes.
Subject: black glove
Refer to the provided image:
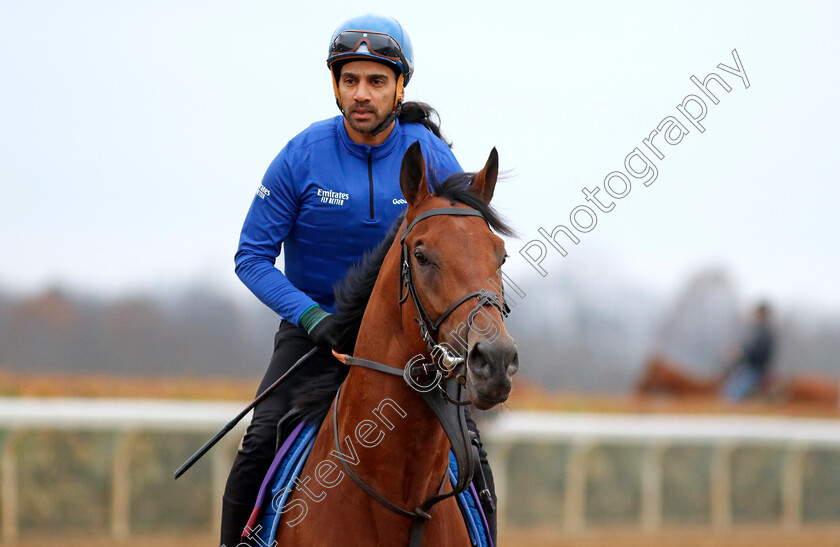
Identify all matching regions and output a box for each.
[307,313,342,349]
[300,306,342,349]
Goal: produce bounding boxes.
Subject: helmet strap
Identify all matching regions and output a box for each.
[331,65,345,113]
[370,98,402,136]
[393,73,405,110]
[370,73,404,136]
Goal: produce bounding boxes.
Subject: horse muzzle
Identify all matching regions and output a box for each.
[465,335,519,410]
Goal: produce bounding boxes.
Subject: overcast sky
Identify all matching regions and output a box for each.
[1,1,838,315]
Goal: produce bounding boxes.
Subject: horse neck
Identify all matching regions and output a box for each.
[354,237,428,372]
[337,239,452,506]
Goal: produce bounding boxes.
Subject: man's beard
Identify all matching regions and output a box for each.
[345,102,391,134]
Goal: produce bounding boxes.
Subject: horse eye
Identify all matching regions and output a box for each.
[501,253,508,266]
[414,250,429,266]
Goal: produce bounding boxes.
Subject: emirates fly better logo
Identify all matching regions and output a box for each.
[317,187,350,206]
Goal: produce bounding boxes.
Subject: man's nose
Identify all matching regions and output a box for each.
[353,81,371,102]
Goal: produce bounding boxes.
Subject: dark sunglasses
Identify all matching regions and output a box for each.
[330,31,405,64]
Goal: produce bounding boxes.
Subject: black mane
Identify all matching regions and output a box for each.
[330,213,406,356]
[288,172,514,425]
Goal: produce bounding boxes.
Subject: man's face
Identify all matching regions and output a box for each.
[337,60,400,134]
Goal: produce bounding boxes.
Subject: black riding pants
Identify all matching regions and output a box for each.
[220,321,497,546]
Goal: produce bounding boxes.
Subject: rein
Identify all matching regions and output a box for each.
[331,205,504,547]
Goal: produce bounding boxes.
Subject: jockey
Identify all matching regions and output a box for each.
[722,302,776,401]
[221,14,499,546]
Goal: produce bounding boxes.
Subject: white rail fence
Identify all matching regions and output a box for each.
[0,398,249,542]
[2,399,840,541]
[486,411,840,532]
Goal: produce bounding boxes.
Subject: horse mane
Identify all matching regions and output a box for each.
[288,172,515,425]
[287,215,403,425]
[331,213,406,356]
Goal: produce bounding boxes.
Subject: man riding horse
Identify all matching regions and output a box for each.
[222,14,499,546]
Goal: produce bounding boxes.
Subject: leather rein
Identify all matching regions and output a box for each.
[331,205,505,547]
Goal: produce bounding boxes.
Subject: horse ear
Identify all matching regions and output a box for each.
[400,141,429,206]
[469,147,499,203]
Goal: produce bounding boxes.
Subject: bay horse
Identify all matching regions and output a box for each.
[257,143,519,546]
[637,354,840,407]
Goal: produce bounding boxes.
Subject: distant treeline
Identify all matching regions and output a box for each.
[1,270,839,392]
[0,287,278,379]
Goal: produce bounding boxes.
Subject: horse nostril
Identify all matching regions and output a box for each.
[468,342,490,376]
[507,351,520,376]
[469,340,518,378]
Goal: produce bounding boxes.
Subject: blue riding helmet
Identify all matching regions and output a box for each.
[326,14,415,86]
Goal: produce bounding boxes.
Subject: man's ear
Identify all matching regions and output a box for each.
[395,73,405,109]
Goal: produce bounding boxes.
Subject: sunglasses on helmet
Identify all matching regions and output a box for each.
[329,30,405,65]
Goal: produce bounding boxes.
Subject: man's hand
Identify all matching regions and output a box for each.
[300,305,342,349]
[308,313,342,349]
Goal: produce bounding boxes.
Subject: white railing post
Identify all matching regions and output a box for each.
[1,430,23,543]
[563,442,591,534]
[211,436,240,534]
[711,443,732,530]
[641,443,665,532]
[782,445,806,530]
[111,430,136,539]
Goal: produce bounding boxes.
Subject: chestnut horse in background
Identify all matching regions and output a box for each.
[269,143,519,546]
[638,354,840,407]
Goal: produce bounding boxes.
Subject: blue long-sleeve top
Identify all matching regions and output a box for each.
[235,115,462,326]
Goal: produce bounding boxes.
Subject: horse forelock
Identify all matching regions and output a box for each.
[432,172,516,237]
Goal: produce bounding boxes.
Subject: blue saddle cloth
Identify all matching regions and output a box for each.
[246,420,492,546]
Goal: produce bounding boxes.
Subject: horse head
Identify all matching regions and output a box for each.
[398,142,519,410]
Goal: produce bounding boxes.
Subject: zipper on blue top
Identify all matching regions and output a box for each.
[367,151,374,220]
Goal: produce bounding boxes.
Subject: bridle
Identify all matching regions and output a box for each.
[332,204,506,547]
[398,206,508,378]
